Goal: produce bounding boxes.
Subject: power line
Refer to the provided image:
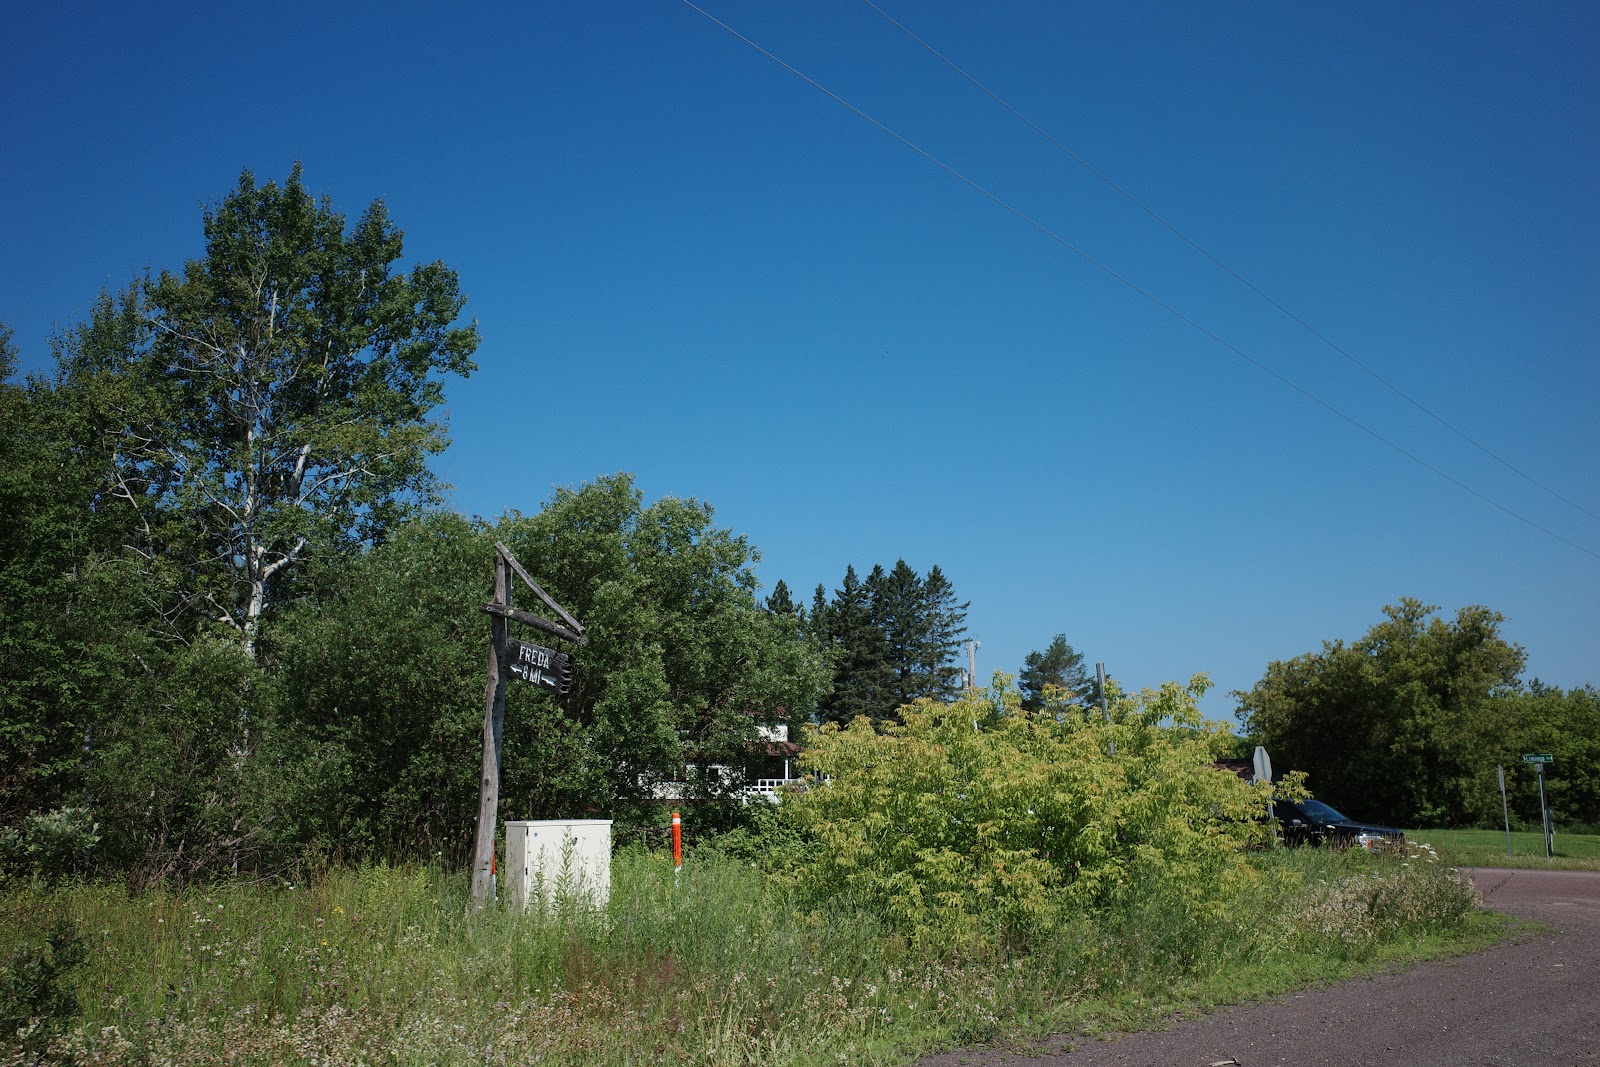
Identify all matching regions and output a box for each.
[677,0,1600,562]
[860,0,1600,527]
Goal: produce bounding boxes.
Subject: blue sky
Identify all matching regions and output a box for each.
[4,2,1596,715]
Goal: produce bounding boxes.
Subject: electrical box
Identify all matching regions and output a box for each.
[504,819,612,910]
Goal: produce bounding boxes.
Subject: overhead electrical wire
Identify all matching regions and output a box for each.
[677,0,1600,562]
[859,0,1600,529]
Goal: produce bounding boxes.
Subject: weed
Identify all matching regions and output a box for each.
[1,917,87,1056]
[0,846,1495,1065]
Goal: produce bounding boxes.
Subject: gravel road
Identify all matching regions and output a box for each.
[916,868,1600,1067]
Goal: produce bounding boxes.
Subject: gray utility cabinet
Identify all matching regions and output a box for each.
[504,819,612,909]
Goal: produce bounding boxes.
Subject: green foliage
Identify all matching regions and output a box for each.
[920,566,969,701]
[3,324,279,883]
[0,338,152,825]
[784,676,1267,950]
[88,636,264,883]
[0,843,1489,1066]
[1236,599,1526,826]
[1018,633,1091,712]
[810,565,891,724]
[809,560,969,725]
[1279,843,1482,958]
[495,475,831,829]
[268,512,490,862]
[270,475,830,862]
[1492,682,1600,827]
[763,579,797,615]
[0,917,87,1052]
[54,165,479,654]
[0,808,100,884]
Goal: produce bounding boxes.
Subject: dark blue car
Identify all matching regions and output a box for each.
[1273,798,1405,850]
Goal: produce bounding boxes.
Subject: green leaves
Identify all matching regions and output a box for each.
[497,476,829,824]
[785,676,1263,950]
[1236,599,1529,826]
[267,476,830,861]
[57,165,480,654]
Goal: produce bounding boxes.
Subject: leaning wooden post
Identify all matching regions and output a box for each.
[470,551,511,907]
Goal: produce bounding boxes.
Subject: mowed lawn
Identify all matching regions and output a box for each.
[1410,827,1600,870]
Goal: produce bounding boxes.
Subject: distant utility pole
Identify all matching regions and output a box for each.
[1096,662,1113,756]
[966,639,981,689]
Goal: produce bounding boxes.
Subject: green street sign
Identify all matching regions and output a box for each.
[1522,753,1553,764]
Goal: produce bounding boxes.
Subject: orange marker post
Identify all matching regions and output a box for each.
[671,811,682,875]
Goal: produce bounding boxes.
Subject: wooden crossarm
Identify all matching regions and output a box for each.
[495,541,586,635]
[478,602,588,645]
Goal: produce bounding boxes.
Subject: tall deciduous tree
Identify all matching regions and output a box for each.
[1235,599,1525,825]
[58,165,479,655]
[272,475,830,855]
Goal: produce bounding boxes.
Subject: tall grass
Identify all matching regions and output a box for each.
[2,843,1494,1066]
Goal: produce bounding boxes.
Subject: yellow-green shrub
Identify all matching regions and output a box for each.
[783,676,1269,950]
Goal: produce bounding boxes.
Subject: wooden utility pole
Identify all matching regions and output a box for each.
[471,552,511,906]
[469,543,586,909]
[1097,662,1114,756]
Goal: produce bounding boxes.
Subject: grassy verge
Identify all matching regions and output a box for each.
[1408,827,1600,870]
[1,845,1499,1066]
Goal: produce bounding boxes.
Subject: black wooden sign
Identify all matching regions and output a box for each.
[503,637,574,695]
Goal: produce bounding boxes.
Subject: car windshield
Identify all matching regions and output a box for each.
[1299,799,1349,822]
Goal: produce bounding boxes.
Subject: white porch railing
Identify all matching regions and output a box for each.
[652,776,805,803]
[742,777,803,803]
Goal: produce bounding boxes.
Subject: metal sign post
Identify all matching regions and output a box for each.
[1497,765,1511,857]
[1523,754,1554,861]
[1538,763,1552,860]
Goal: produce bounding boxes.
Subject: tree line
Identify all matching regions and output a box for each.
[0,166,1001,883]
[782,562,969,725]
[1236,599,1598,830]
[3,166,1591,887]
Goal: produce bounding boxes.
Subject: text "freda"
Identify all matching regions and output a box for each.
[516,644,554,669]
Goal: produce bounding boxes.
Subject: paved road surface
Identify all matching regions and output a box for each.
[917,868,1599,1067]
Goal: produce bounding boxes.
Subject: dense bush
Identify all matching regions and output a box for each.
[0,917,86,1055]
[266,476,829,867]
[0,809,99,884]
[781,676,1270,950]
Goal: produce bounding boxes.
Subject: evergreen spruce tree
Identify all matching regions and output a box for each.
[919,564,969,700]
[1019,634,1091,712]
[808,562,970,723]
[871,560,928,713]
[817,565,892,725]
[765,579,797,615]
